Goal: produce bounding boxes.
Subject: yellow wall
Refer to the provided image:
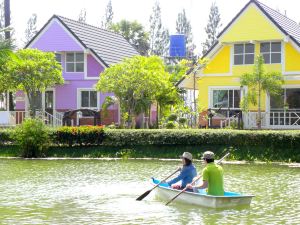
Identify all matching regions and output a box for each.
[285,43,300,72]
[220,4,284,43]
[197,76,266,111]
[203,46,231,74]
[194,2,300,114]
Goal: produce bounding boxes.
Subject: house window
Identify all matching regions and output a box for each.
[80,90,98,108]
[271,88,300,109]
[260,42,281,64]
[55,53,62,64]
[66,52,84,72]
[212,89,240,108]
[234,43,254,65]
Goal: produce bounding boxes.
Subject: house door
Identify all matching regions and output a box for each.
[45,90,54,115]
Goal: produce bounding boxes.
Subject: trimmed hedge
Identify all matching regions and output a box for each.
[1,128,300,161]
[102,129,300,148]
[54,126,105,147]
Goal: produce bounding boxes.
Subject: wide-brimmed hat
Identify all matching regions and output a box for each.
[180,152,193,161]
[202,151,215,160]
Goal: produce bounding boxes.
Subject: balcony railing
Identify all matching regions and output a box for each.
[243,110,300,129]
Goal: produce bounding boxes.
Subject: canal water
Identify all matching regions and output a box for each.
[0,159,299,225]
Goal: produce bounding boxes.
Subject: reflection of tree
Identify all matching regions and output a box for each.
[213,90,227,108]
[286,89,300,109]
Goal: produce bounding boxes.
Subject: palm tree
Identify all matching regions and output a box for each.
[0,39,13,63]
[240,55,284,129]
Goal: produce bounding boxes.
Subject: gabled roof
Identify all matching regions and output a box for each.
[218,0,300,47]
[177,0,300,87]
[26,15,139,67]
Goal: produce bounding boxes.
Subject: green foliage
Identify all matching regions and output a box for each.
[1,49,64,116]
[0,40,15,86]
[168,114,178,121]
[102,96,117,117]
[178,117,187,126]
[55,126,105,147]
[165,121,178,129]
[1,128,300,161]
[0,129,14,145]
[111,20,149,55]
[13,119,50,157]
[97,55,175,127]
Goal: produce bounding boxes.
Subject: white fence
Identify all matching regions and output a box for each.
[243,111,300,129]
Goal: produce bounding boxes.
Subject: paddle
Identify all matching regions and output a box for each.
[165,152,230,206]
[136,167,181,201]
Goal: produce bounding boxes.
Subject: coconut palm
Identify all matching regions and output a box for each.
[240,55,284,129]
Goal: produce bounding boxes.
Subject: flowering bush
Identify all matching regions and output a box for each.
[54,126,105,147]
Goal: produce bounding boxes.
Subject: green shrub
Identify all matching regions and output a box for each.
[0,129,14,145]
[179,117,187,124]
[168,114,178,121]
[55,126,105,147]
[101,129,300,161]
[13,119,50,157]
[165,121,177,129]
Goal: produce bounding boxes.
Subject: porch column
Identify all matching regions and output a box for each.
[265,92,270,127]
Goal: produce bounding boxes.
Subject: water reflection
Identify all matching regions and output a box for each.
[0,159,299,224]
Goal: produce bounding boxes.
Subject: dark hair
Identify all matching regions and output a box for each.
[184,158,192,166]
[205,158,214,163]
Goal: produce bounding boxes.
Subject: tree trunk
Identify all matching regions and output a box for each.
[156,102,159,128]
[4,0,10,40]
[193,72,197,128]
[257,83,262,129]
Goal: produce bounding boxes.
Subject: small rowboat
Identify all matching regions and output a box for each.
[152,178,254,208]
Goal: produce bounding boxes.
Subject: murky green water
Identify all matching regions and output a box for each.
[0,159,299,225]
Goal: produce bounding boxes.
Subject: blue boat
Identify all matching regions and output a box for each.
[152,178,254,208]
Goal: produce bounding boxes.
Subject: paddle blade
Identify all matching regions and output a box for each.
[136,190,151,201]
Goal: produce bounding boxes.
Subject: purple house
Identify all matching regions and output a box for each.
[15,15,139,126]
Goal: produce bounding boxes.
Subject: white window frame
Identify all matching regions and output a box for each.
[260,42,281,64]
[77,88,100,110]
[65,52,85,73]
[209,87,241,110]
[233,43,255,65]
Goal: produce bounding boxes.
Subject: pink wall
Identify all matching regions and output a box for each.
[31,20,83,52]
[87,55,104,78]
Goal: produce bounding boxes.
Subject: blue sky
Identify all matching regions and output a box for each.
[9,0,300,54]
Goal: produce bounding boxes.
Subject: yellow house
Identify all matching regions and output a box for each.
[178,0,300,129]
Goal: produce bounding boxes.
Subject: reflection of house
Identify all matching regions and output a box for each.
[178,0,300,129]
[1,15,141,126]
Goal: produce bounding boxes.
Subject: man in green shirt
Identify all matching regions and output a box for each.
[186,151,224,196]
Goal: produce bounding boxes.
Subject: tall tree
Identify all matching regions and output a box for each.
[0,1,4,40]
[1,49,64,117]
[176,9,196,59]
[240,55,284,129]
[202,2,221,56]
[161,28,170,56]
[24,13,37,45]
[78,9,87,23]
[149,1,163,55]
[111,20,149,56]
[101,0,113,29]
[97,56,175,128]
